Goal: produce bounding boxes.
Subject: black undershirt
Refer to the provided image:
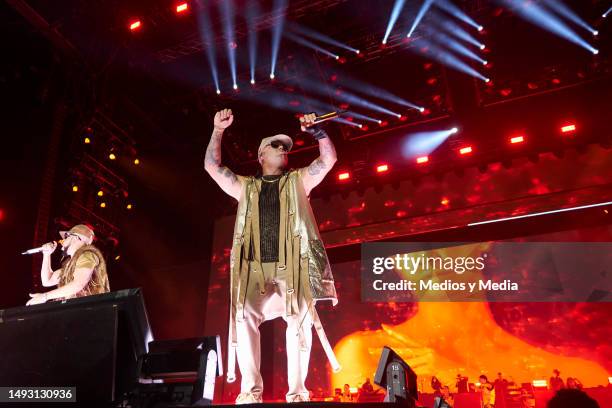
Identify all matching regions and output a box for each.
[248,174,281,262]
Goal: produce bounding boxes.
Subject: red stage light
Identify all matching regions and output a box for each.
[561,124,576,133]
[129,20,141,31]
[441,197,449,206]
[376,164,389,173]
[510,135,525,144]
[416,156,429,164]
[459,146,473,155]
[176,3,188,13]
[338,172,350,181]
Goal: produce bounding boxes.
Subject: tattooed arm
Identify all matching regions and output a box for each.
[299,135,337,196]
[204,109,244,201]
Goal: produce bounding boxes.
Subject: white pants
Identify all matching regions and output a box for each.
[235,261,313,401]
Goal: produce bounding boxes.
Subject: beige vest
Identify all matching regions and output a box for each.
[226,169,341,382]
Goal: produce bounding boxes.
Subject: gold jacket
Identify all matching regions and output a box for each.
[59,244,110,298]
[226,169,340,382]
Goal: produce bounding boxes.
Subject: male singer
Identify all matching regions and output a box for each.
[26,224,110,305]
[204,109,340,403]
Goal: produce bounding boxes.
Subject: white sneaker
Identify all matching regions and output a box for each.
[236,392,263,404]
[286,393,310,403]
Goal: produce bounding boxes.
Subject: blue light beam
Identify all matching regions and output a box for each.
[383,0,407,44]
[408,0,435,38]
[289,23,360,53]
[220,0,237,88]
[499,0,598,54]
[270,0,288,79]
[402,128,457,158]
[284,31,340,59]
[434,0,483,30]
[196,2,220,93]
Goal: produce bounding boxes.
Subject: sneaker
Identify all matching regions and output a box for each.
[286,393,310,403]
[236,392,263,404]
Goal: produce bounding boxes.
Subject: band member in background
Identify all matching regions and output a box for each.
[204,108,340,403]
[478,375,495,408]
[26,224,109,305]
[549,369,565,392]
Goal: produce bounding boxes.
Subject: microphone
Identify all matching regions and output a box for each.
[312,110,346,124]
[21,240,63,255]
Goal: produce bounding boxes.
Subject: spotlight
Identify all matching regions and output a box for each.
[97,190,104,197]
[459,146,472,155]
[592,49,599,55]
[109,153,116,160]
[134,158,140,165]
[532,380,547,388]
[477,25,484,31]
[100,202,107,208]
[84,137,91,144]
[378,120,383,124]
[484,78,491,83]
[451,127,459,134]
[592,30,598,36]
[358,124,363,128]
[270,73,275,79]
[355,50,360,54]
[176,3,188,13]
[129,20,141,31]
[338,172,350,181]
[396,114,402,118]
[441,197,449,206]
[72,186,78,192]
[233,84,238,90]
[382,40,387,45]
[416,156,429,164]
[480,44,486,50]
[482,60,488,66]
[250,79,255,85]
[376,164,389,173]
[216,89,221,95]
[561,124,576,133]
[510,135,525,144]
[418,107,425,112]
[127,204,133,210]
[115,255,121,261]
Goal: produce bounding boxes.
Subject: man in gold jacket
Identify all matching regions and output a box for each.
[26,224,110,305]
[205,109,340,403]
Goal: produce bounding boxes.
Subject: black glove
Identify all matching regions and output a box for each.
[303,125,328,140]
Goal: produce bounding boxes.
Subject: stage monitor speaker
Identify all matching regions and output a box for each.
[374,346,418,406]
[141,336,222,406]
[0,288,152,404]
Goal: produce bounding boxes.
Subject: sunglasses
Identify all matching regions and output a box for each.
[268,141,288,151]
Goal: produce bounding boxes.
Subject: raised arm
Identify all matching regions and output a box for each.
[298,113,338,196]
[204,109,243,201]
[40,241,61,287]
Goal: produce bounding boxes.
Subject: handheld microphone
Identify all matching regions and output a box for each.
[312,110,347,124]
[21,240,63,255]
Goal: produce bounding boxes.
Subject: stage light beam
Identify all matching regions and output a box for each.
[270,0,288,80]
[383,0,407,44]
[407,0,434,38]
